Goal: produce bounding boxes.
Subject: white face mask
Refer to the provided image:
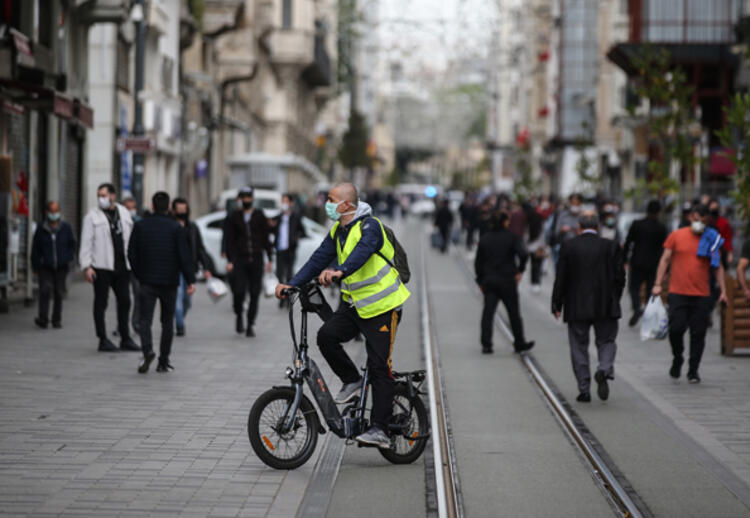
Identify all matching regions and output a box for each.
[281,203,290,212]
[98,196,111,210]
[129,209,137,218]
[691,220,705,235]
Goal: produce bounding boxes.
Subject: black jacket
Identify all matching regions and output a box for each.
[551,232,625,322]
[184,220,215,275]
[434,207,454,230]
[272,211,306,252]
[223,209,274,264]
[127,213,195,286]
[475,228,528,284]
[31,221,76,271]
[623,216,668,271]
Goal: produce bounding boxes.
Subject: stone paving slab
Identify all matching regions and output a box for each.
[0,277,320,517]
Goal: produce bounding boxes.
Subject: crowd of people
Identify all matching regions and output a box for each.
[28,181,741,405]
[456,190,738,402]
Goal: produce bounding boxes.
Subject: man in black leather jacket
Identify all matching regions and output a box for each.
[475,211,534,354]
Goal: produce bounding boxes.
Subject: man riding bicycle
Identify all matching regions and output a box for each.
[276,183,410,449]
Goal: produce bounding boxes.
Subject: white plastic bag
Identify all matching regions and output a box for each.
[206,277,228,303]
[640,296,668,341]
[264,273,279,298]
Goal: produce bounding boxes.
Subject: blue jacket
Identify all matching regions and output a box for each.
[289,213,383,287]
[697,227,724,268]
[31,221,76,271]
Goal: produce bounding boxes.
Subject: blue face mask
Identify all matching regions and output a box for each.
[47,212,61,222]
[325,201,344,221]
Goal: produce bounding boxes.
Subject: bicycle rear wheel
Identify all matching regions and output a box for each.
[248,387,319,470]
[379,384,429,464]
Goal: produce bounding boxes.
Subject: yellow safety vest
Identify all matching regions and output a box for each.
[330,217,411,319]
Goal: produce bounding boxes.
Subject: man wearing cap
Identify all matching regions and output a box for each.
[223,187,273,337]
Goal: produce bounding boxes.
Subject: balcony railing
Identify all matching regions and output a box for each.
[629,0,739,44]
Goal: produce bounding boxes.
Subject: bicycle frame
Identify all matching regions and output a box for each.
[278,285,365,439]
[277,283,427,442]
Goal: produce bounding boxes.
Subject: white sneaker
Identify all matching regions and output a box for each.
[334,381,361,404]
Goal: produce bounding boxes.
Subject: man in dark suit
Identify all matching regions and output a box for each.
[552,210,625,402]
[623,200,668,326]
[128,192,195,374]
[475,211,535,354]
[223,186,273,337]
[271,193,306,302]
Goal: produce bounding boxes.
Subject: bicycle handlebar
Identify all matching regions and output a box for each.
[280,279,322,297]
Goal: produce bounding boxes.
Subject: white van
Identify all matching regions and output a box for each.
[217,188,282,218]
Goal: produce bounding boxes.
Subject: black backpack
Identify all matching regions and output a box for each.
[374,220,411,284]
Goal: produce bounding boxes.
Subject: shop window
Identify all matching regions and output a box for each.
[282,0,292,28]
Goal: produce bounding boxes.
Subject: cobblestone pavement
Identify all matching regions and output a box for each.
[0,279,328,517]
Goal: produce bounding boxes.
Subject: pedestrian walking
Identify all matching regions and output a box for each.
[475,211,534,354]
[272,193,306,299]
[525,200,546,293]
[552,210,625,402]
[172,197,214,337]
[433,199,454,254]
[79,183,139,352]
[223,186,273,337]
[276,182,411,449]
[31,201,76,329]
[128,192,195,374]
[553,193,583,244]
[623,200,668,327]
[122,195,141,334]
[652,204,728,383]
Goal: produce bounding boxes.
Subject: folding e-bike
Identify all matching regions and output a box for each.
[247,282,429,470]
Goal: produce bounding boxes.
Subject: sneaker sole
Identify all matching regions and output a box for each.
[334,392,360,405]
[355,437,391,449]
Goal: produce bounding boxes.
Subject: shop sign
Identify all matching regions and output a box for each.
[117,136,156,153]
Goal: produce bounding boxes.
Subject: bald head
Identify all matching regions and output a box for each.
[330,182,358,206]
[47,201,60,213]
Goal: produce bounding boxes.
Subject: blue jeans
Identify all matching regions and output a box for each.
[175,274,192,330]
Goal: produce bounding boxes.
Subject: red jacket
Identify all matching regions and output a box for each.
[716,216,733,252]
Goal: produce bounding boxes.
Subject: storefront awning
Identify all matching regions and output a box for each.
[709,148,736,176]
[0,78,93,128]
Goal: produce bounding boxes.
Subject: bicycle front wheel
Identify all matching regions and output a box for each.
[379,384,429,464]
[248,387,319,470]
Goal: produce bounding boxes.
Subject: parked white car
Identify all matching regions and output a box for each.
[195,210,329,277]
[217,188,282,219]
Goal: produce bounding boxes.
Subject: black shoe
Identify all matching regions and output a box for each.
[628,311,642,328]
[138,351,156,374]
[98,338,118,352]
[34,317,48,329]
[246,325,255,338]
[52,321,62,329]
[119,337,141,352]
[669,359,683,379]
[176,327,185,337]
[687,371,701,384]
[595,370,609,401]
[156,360,174,373]
[481,346,494,354]
[236,314,244,334]
[576,392,591,403]
[515,341,535,353]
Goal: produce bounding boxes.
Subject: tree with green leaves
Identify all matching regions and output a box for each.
[626,46,699,203]
[716,92,750,220]
[574,121,600,194]
[339,109,372,173]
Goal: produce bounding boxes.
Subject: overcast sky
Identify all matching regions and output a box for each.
[376,0,496,74]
